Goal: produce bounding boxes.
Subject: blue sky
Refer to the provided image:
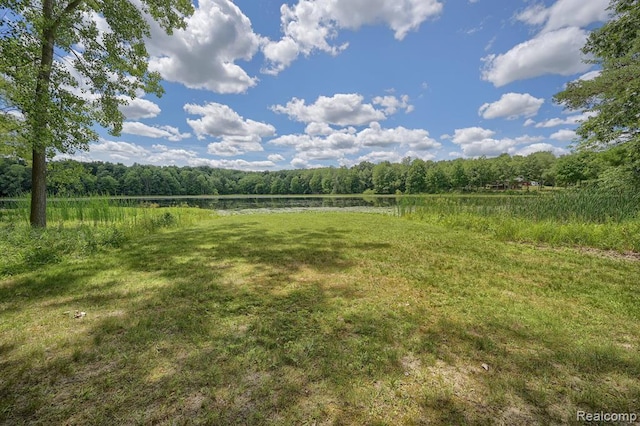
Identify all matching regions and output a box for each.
[69,0,610,171]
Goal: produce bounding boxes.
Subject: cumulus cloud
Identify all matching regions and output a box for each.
[372,95,414,114]
[515,0,610,33]
[121,122,191,141]
[270,122,440,165]
[184,102,276,156]
[261,0,443,74]
[534,111,595,128]
[478,93,544,120]
[550,129,577,141]
[515,143,568,157]
[451,127,496,145]
[482,27,591,87]
[355,151,403,164]
[514,3,549,26]
[78,139,199,166]
[118,97,161,120]
[90,139,150,160]
[147,144,199,164]
[490,0,609,87]
[451,127,544,157]
[271,93,387,126]
[207,137,264,157]
[146,0,260,93]
[189,158,278,171]
[79,138,278,170]
[304,122,337,136]
[578,70,601,81]
[358,122,439,150]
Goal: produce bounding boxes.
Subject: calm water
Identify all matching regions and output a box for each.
[0,196,399,211]
[136,195,398,210]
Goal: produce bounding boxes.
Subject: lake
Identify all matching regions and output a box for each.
[0,195,400,212]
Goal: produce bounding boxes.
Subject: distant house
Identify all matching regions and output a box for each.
[486,177,541,190]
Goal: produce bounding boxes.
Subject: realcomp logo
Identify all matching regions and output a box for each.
[576,411,638,423]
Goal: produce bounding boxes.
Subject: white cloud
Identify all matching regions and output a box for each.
[260,37,301,75]
[534,111,595,128]
[578,70,601,81]
[358,122,440,151]
[79,138,277,170]
[261,0,443,74]
[542,0,610,33]
[189,158,278,171]
[372,95,414,114]
[146,0,260,93]
[118,97,161,120]
[121,122,191,141]
[515,0,609,32]
[451,126,544,157]
[147,144,199,164]
[90,139,150,159]
[550,129,577,141]
[478,92,544,120]
[184,102,276,157]
[304,122,336,136]
[515,143,568,156]
[451,127,496,145]
[207,137,264,157]
[271,93,386,126]
[270,122,440,165]
[355,151,403,164]
[514,3,549,26]
[523,119,536,127]
[481,27,591,87]
[268,154,285,162]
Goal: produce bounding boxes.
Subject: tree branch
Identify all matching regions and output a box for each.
[51,0,86,33]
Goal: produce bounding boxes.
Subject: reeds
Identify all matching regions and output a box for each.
[0,196,213,276]
[2,196,208,228]
[397,189,640,252]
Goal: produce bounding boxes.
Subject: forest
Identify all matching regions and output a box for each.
[0,145,635,198]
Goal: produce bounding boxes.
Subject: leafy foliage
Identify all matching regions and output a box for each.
[0,149,634,198]
[554,0,640,182]
[0,0,193,226]
[1,0,192,153]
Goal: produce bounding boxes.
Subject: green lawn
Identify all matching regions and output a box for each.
[1,212,639,424]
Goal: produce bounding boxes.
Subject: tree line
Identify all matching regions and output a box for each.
[1,146,635,198]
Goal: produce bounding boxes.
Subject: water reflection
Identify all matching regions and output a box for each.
[0,196,399,211]
[145,196,398,210]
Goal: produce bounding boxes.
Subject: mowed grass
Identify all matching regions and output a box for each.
[0,212,639,425]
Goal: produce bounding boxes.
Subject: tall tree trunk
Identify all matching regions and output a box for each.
[30,0,55,228]
[30,149,47,227]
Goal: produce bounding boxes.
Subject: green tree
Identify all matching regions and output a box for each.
[0,158,30,196]
[553,0,640,185]
[405,159,427,194]
[0,0,193,226]
[450,161,469,191]
[48,160,87,195]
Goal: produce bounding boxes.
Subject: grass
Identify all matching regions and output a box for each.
[1,211,638,424]
[397,189,640,252]
[0,199,213,276]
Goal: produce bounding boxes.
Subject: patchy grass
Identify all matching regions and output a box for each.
[1,212,639,424]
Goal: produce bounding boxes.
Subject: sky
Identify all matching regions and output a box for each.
[66,0,610,171]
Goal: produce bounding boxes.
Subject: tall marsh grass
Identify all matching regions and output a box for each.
[0,196,213,276]
[397,189,640,252]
